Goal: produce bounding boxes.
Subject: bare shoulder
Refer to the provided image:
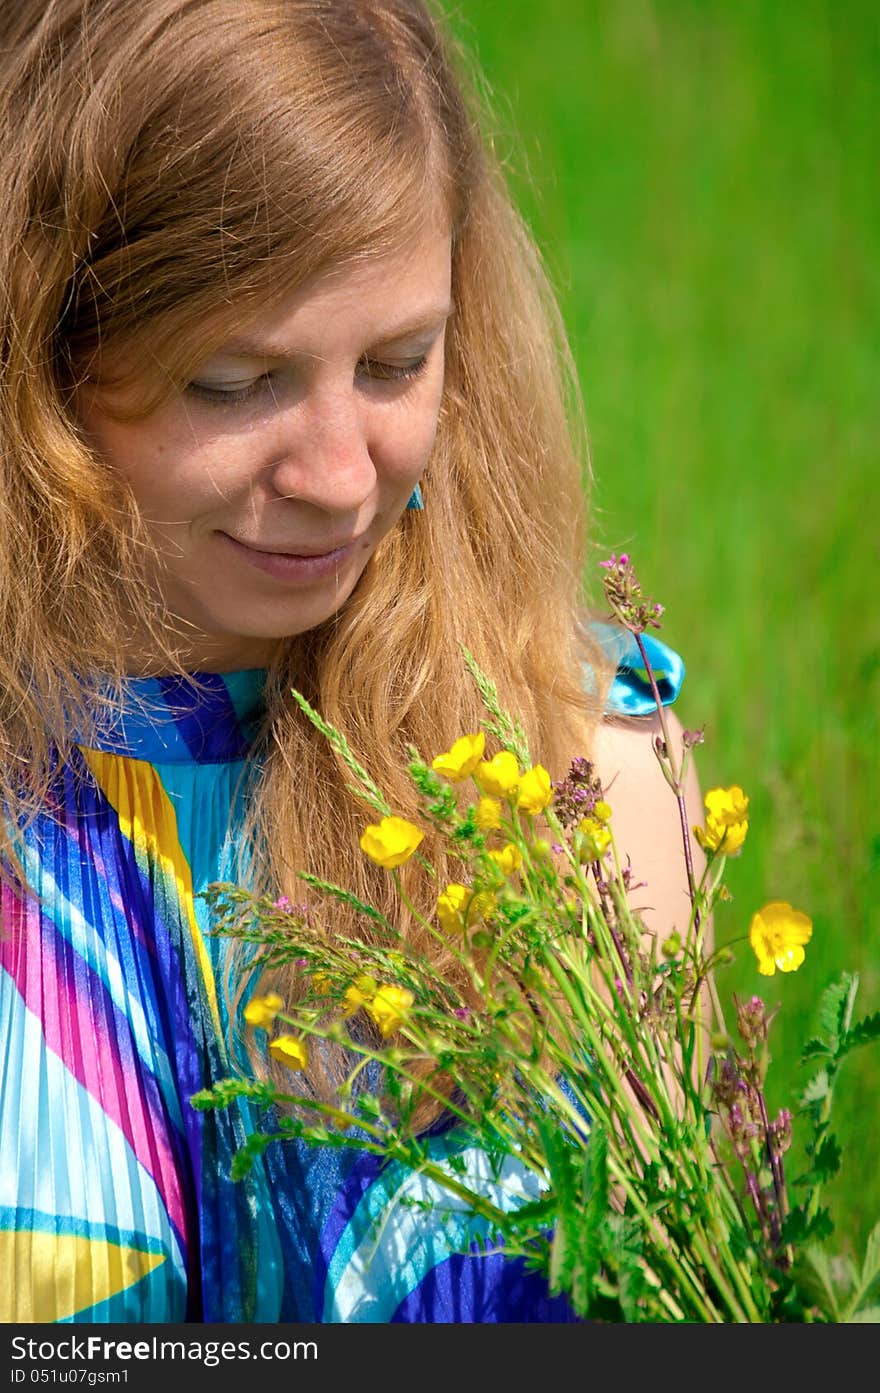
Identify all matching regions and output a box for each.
[590,706,708,945]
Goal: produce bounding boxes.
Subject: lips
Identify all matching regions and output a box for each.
[218,530,364,584]
[225,534,358,557]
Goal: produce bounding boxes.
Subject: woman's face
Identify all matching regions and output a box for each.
[79,217,453,672]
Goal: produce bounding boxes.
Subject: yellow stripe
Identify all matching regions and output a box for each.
[79,747,223,1044]
[1,1229,166,1321]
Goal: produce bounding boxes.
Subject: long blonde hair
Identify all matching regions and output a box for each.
[0,0,616,1096]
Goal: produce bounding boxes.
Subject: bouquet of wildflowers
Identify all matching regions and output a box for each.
[194,557,880,1323]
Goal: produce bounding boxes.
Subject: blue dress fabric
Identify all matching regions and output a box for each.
[0,622,683,1324]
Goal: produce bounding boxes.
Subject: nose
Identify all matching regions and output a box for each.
[262,385,377,513]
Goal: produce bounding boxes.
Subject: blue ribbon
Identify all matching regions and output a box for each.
[588,621,685,717]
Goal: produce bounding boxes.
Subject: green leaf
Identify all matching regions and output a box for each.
[792,1244,843,1322]
[800,1038,832,1062]
[817,974,857,1049]
[609,1215,649,1323]
[862,1219,880,1292]
[499,1195,556,1227]
[840,1220,880,1320]
[585,1124,610,1230]
[808,1134,843,1185]
[850,1306,880,1323]
[781,1205,835,1245]
[798,1068,830,1114]
[189,1078,277,1111]
[841,1012,880,1055]
[229,1129,276,1180]
[539,1112,609,1318]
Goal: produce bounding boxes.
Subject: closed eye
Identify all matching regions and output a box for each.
[185,355,429,407]
[185,374,274,406]
[357,355,429,383]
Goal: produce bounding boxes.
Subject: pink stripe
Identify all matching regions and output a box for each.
[0,882,190,1246]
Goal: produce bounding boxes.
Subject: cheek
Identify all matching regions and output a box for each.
[378,389,444,480]
[79,411,167,507]
[92,420,223,518]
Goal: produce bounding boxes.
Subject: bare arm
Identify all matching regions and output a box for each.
[590,705,714,1129]
[590,705,710,953]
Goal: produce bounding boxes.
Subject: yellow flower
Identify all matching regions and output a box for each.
[359,815,424,869]
[437,883,473,933]
[243,992,284,1030]
[693,786,750,856]
[311,972,332,996]
[474,751,520,798]
[516,764,553,815]
[475,797,503,830]
[470,890,497,922]
[488,842,523,875]
[268,1034,309,1070]
[594,800,612,823]
[431,732,486,781]
[577,816,612,860]
[341,973,377,1016]
[367,983,415,1038]
[436,883,496,932]
[749,901,813,976]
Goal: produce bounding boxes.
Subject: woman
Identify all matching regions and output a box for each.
[0,0,703,1322]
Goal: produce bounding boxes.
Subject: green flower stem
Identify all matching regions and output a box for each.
[688,859,730,1044]
[804,974,858,1225]
[289,1015,486,1137]
[535,953,669,1161]
[258,1088,389,1140]
[594,1172,728,1321]
[215,662,781,1320]
[542,942,751,1262]
[391,871,508,1005]
[552,927,685,1132]
[689,1220,761,1323]
[482,962,662,1169]
[628,1151,758,1321]
[247,919,757,1320]
[281,873,752,1320]
[457,1053,735,1321]
[379,1155,522,1232]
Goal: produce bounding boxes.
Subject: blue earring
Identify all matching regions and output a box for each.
[405,483,424,510]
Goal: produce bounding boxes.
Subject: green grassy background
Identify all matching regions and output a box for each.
[448,0,879,1257]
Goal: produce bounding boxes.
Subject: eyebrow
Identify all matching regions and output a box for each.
[220,302,456,361]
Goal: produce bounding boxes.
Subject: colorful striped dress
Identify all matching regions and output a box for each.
[0,626,683,1323]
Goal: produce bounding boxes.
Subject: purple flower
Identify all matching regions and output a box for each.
[735,994,769,1050]
[599,553,665,635]
[552,756,606,829]
[769,1108,793,1157]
